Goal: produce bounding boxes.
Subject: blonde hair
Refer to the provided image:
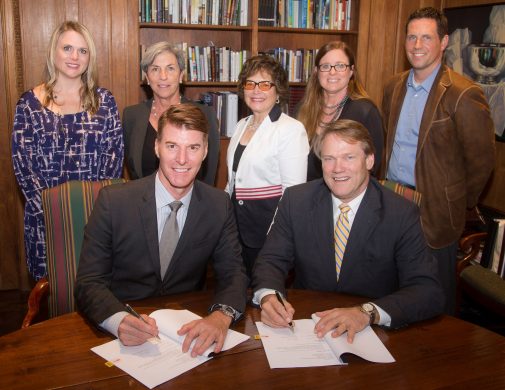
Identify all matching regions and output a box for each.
[43,21,99,115]
[297,41,369,142]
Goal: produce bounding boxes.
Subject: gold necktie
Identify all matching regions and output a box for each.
[334,204,351,280]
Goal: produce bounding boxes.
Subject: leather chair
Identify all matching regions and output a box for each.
[22,179,127,327]
[457,232,505,317]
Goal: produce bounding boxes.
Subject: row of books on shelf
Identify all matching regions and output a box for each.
[200,91,239,137]
[261,47,318,82]
[141,43,320,84]
[259,0,353,30]
[185,44,317,83]
[140,43,248,82]
[139,0,249,26]
[186,45,248,82]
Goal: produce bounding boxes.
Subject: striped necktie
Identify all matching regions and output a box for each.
[334,204,351,280]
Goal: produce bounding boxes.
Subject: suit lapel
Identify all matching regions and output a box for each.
[131,100,152,177]
[139,174,162,279]
[339,182,381,284]
[416,66,450,159]
[311,182,338,285]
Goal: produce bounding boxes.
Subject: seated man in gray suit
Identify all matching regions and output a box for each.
[252,119,444,342]
[75,104,248,357]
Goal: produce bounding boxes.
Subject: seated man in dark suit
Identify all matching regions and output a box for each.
[75,104,248,357]
[252,119,444,342]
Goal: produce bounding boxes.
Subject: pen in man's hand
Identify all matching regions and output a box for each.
[275,291,295,333]
[125,303,160,340]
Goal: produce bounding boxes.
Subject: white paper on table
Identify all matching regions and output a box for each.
[149,309,249,356]
[91,309,249,388]
[92,337,210,389]
[256,314,395,369]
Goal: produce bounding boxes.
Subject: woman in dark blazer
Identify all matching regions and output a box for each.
[123,41,219,184]
[297,41,384,180]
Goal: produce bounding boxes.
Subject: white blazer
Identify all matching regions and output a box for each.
[225,108,309,199]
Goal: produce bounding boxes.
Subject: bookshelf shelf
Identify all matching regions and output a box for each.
[258,26,359,35]
[140,23,253,32]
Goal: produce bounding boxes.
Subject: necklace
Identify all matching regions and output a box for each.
[319,95,349,126]
[247,118,262,131]
[152,96,182,117]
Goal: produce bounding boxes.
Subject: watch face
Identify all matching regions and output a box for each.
[362,303,374,313]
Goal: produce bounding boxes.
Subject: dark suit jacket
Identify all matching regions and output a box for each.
[380,65,495,248]
[122,97,220,185]
[75,174,248,325]
[252,178,444,328]
[307,97,384,180]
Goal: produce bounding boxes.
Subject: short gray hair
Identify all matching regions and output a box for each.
[140,41,186,73]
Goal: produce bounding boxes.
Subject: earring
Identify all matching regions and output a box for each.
[276,96,280,104]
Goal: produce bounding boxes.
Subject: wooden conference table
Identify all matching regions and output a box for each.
[1,289,505,389]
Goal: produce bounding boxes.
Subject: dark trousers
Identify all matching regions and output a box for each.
[430,242,458,315]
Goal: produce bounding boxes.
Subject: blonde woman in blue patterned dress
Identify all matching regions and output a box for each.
[11,21,124,280]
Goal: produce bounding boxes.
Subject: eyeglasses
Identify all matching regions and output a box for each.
[318,63,351,72]
[243,80,275,91]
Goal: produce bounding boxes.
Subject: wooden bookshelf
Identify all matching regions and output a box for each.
[136,0,362,100]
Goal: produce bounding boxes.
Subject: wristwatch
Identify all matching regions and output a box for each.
[209,304,240,323]
[359,302,377,325]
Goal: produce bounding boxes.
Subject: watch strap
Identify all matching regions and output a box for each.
[209,303,241,323]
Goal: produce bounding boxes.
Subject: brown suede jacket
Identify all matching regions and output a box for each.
[381,65,495,248]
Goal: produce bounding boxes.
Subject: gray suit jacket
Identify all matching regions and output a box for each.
[122,97,220,185]
[75,174,248,325]
[252,178,444,328]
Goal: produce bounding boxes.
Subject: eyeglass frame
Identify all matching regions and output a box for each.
[317,63,352,72]
[243,80,276,91]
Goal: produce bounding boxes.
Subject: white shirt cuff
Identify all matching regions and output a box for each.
[99,311,129,338]
[252,288,279,306]
[372,303,391,327]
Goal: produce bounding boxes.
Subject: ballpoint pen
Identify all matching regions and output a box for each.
[275,291,295,333]
[125,303,161,340]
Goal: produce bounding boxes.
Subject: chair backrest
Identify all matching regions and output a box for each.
[379,179,422,207]
[43,179,127,317]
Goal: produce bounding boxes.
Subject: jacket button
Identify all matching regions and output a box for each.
[238,200,244,205]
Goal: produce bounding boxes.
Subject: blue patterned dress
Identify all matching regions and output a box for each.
[12,88,124,280]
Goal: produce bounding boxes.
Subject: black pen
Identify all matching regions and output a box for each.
[125,303,160,340]
[275,291,295,333]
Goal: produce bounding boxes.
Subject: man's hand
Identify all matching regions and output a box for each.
[118,314,159,346]
[260,293,295,328]
[177,311,232,357]
[314,307,370,343]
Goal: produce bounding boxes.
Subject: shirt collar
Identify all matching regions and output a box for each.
[155,172,193,208]
[331,185,367,216]
[407,63,441,93]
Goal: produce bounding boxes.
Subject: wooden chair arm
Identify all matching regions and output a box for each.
[21,277,49,328]
[457,232,488,275]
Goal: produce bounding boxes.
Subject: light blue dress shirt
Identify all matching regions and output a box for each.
[387,64,441,187]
